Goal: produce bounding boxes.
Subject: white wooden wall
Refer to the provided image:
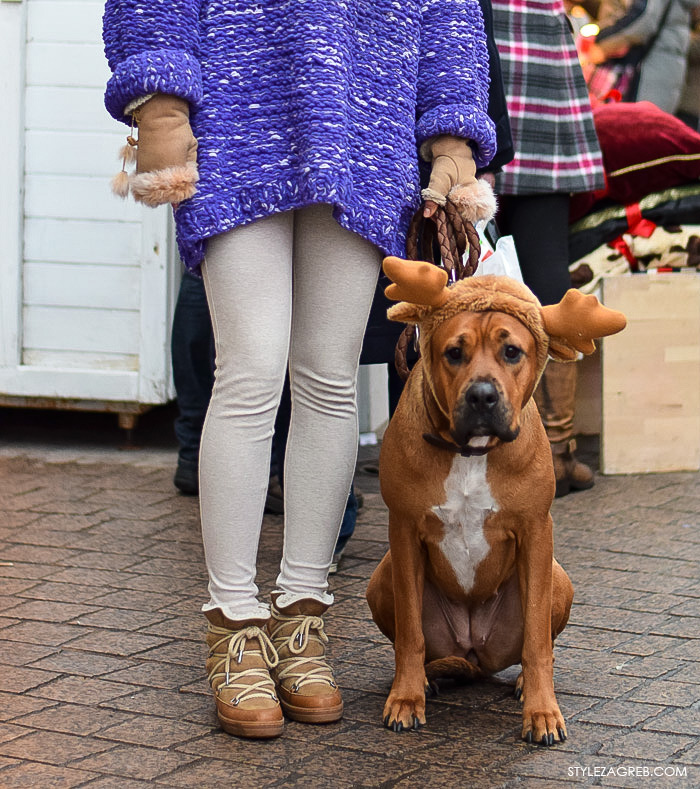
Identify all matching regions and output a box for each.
[0,0,178,408]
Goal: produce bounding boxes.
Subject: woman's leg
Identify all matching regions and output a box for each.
[199,211,294,621]
[274,204,382,606]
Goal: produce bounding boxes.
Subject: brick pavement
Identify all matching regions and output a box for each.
[0,411,699,788]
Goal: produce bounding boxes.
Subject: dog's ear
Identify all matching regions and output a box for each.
[546,338,580,363]
[383,257,449,307]
[541,289,627,357]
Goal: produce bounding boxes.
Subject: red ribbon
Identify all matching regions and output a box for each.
[608,236,639,271]
[625,203,656,238]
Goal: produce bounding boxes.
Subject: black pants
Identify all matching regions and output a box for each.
[171,271,215,466]
[498,193,572,307]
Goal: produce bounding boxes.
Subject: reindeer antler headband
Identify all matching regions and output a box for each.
[382,257,627,378]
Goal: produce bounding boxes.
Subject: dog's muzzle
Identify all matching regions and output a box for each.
[452,379,519,444]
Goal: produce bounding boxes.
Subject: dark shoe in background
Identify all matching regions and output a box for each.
[264,476,284,515]
[552,439,594,498]
[174,458,199,496]
[534,359,595,498]
[329,486,360,574]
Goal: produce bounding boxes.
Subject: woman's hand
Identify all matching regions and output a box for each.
[116,94,199,207]
[421,135,496,224]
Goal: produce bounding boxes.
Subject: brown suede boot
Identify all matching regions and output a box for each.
[205,609,284,739]
[268,597,343,724]
[534,360,594,498]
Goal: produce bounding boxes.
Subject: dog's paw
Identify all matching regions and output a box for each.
[514,672,524,702]
[382,694,426,733]
[521,703,567,747]
[425,679,440,698]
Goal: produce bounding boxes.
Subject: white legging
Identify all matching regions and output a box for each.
[199,204,382,622]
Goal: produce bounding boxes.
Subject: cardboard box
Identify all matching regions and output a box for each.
[598,272,700,474]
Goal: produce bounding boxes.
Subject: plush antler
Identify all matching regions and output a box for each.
[541,289,627,355]
[383,257,449,306]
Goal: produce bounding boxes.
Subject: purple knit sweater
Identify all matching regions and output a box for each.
[103,0,496,271]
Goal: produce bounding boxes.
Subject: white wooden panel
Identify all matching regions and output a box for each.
[1,0,177,408]
[27,1,105,44]
[25,86,123,134]
[24,218,142,266]
[358,364,389,437]
[0,1,26,370]
[0,367,139,401]
[26,42,109,88]
[23,350,139,372]
[25,174,142,222]
[24,263,140,311]
[23,305,140,355]
[25,130,126,177]
[137,209,178,401]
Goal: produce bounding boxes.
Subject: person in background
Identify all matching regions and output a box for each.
[677,5,700,130]
[492,0,607,497]
[589,0,696,113]
[171,271,214,497]
[103,0,496,740]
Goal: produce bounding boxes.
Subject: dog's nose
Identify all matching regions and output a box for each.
[466,381,499,412]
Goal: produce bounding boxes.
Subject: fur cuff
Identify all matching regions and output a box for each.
[130,162,199,207]
[448,179,497,224]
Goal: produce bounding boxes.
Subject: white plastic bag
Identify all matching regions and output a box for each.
[475,234,523,283]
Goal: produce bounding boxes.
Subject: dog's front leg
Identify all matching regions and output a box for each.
[384,514,428,732]
[516,518,567,746]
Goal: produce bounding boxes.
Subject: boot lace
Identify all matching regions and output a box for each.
[207,624,279,705]
[271,613,338,692]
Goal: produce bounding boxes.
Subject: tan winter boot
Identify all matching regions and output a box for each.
[534,360,594,498]
[205,609,284,739]
[268,597,343,724]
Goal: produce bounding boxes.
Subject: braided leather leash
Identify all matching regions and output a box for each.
[394,200,482,381]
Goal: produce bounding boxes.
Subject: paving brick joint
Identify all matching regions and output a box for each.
[0,410,698,788]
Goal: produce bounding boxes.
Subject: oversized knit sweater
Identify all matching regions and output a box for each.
[103,0,496,271]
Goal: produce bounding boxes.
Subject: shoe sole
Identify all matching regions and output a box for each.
[555,479,594,498]
[218,714,284,739]
[264,494,284,515]
[280,699,343,724]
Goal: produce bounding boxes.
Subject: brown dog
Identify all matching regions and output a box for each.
[366,257,626,745]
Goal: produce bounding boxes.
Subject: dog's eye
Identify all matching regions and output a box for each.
[503,345,523,363]
[445,346,462,363]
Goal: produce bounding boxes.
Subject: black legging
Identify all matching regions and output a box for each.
[498,193,572,307]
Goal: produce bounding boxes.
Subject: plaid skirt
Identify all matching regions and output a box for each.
[492,0,605,196]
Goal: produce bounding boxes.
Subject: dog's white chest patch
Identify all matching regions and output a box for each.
[432,454,497,595]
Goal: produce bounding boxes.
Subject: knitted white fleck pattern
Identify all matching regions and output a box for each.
[103,0,496,272]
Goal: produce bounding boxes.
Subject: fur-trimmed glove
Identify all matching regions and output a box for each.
[421,135,496,224]
[112,94,198,207]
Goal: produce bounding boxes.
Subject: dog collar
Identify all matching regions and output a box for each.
[422,432,498,457]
